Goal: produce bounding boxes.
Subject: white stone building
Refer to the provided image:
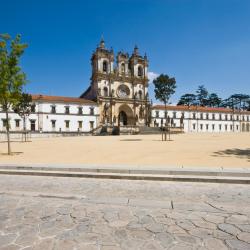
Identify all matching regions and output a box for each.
[0,95,99,135]
[151,105,250,133]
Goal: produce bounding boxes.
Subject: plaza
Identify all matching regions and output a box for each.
[0,133,249,168]
[0,175,250,250]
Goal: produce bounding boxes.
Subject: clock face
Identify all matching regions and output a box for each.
[117,84,130,98]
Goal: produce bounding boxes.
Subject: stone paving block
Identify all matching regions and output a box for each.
[204,238,228,250]
[225,239,250,250]
[237,232,250,244]
[218,223,241,236]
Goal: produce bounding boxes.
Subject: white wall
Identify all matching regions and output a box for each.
[0,101,99,133]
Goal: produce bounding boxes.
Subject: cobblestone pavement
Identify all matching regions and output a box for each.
[0,175,250,250]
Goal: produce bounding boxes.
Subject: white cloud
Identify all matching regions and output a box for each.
[148,71,159,83]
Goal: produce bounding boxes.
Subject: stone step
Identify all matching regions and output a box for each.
[0,168,250,184]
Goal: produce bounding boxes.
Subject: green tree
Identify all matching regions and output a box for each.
[207,93,222,107]
[0,34,28,154]
[153,74,176,141]
[196,85,208,106]
[177,93,196,106]
[13,93,32,142]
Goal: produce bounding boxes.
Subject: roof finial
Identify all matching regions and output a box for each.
[134,44,139,55]
[100,34,105,48]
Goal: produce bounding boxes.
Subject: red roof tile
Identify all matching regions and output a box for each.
[31,94,97,105]
[152,105,250,114]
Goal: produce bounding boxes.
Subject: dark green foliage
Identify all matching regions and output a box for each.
[207,93,222,107]
[153,74,176,106]
[196,85,208,106]
[177,93,196,106]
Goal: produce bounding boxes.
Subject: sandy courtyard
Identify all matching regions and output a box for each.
[0,133,249,168]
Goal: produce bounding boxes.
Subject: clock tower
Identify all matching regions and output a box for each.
[81,39,150,130]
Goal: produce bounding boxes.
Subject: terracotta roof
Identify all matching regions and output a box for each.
[152,105,250,114]
[31,94,97,105]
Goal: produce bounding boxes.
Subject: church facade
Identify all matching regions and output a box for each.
[80,39,150,128]
[0,39,250,136]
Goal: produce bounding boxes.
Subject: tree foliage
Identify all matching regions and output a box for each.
[153,74,176,141]
[0,34,28,154]
[153,74,176,106]
[196,85,208,106]
[207,93,222,107]
[177,93,196,106]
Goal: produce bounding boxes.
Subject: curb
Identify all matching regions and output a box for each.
[0,169,250,184]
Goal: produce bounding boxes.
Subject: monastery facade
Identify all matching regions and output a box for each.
[0,39,250,135]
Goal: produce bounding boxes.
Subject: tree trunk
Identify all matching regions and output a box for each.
[5,110,11,155]
[164,102,167,141]
[23,116,27,142]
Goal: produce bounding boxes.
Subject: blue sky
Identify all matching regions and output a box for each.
[1,0,250,103]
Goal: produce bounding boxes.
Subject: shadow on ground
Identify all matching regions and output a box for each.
[120,139,142,141]
[0,152,23,156]
[213,148,250,161]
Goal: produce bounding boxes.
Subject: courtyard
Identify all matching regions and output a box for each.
[0,133,249,168]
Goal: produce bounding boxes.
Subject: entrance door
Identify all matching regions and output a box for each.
[30,120,36,131]
[119,111,127,126]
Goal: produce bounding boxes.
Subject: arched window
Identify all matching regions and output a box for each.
[103,87,108,97]
[103,61,108,72]
[138,66,143,77]
[121,63,125,73]
[138,90,142,100]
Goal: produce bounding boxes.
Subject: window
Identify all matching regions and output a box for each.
[225,115,228,121]
[173,112,177,119]
[200,124,203,130]
[247,116,249,122]
[90,107,94,115]
[192,124,196,130]
[212,124,215,130]
[200,113,203,120]
[15,119,20,128]
[2,119,7,128]
[121,63,125,73]
[90,121,94,130]
[51,120,56,128]
[236,115,239,121]
[65,120,70,129]
[30,120,36,131]
[230,125,233,131]
[138,90,142,100]
[103,61,107,72]
[31,104,36,113]
[164,111,167,118]
[155,111,159,118]
[51,106,56,114]
[236,125,239,130]
[65,106,70,114]
[212,114,215,120]
[206,124,209,130]
[219,124,222,130]
[78,107,83,115]
[206,113,209,120]
[219,114,222,120]
[230,115,233,121]
[225,124,228,131]
[138,66,143,77]
[103,87,108,97]
[78,121,82,129]
[193,113,196,119]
